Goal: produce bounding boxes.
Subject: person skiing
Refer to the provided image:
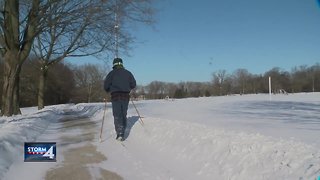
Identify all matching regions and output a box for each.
[104,57,136,141]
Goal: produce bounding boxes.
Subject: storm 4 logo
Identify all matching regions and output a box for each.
[24,142,56,162]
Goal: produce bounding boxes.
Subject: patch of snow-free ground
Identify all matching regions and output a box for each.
[1,93,320,180]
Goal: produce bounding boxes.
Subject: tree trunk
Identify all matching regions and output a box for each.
[13,67,22,115]
[1,0,41,116]
[87,84,92,103]
[38,66,48,110]
[1,52,21,116]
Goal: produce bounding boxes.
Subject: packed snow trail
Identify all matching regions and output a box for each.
[3,104,123,180]
[44,106,122,180]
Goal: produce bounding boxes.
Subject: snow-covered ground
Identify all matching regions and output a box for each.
[0,93,320,179]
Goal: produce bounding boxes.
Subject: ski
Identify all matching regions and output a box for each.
[116,140,127,149]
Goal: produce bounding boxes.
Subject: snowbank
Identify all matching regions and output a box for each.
[0,104,102,178]
[1,93,319,179]
[0,108,59,178]
[124,117,320,179]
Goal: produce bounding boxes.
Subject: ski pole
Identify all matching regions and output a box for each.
[130,99,144,126]
[99,98,108,142]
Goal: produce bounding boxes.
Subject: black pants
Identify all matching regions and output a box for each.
[111,99,129,136]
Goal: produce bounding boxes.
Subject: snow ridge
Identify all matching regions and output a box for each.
[0,104,102,178]
[0,110,57,178]
[128,117,320,180]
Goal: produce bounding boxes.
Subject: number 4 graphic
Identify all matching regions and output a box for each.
[43,146,55,159]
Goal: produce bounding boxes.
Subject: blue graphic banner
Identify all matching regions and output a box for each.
[24,142,56,162]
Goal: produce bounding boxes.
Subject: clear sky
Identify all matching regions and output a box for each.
[69,0,320,85]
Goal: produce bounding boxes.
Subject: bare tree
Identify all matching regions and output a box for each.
[73,64,107,103]
[45,62,75,105]
[147,81,165,99]
[33,0,114,109]
[166,82,178,98]
[17,58,77,107]
[0,56,3,104]
[233,69,251,94]
[19,57,40,107]
[212,69,227,95]
[33,0,154,109]
[310,63,320,92]
[0,0,154,115]
[264,67,290,94]
[0,0,47,116]
[291,65,316,93]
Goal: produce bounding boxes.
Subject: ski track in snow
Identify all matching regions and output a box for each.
[1,93,320,179]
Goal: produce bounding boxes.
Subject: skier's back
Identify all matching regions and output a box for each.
[104,58,136,141]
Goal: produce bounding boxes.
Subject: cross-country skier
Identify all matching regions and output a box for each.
[104,58,136,141]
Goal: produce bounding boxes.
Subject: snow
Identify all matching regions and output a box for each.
[0,93,320,179]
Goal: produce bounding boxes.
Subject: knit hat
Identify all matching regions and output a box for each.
[113,58,123,67]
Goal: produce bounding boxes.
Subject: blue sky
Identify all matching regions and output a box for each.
[70,0,320,85]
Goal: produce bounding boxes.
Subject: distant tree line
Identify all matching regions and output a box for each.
[0,60,319,107]
[132,81,212,99]
[133,64,320,99]
[0,58,107,107]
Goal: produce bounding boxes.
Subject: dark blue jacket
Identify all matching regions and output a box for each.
[104,67,136,94]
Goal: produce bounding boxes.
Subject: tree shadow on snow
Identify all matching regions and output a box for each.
[124,116,140,140]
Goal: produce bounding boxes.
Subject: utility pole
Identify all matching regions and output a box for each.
[114,0,119,58]
[269,76,272,101]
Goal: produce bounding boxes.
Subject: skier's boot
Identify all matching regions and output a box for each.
[116,134,124,141]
